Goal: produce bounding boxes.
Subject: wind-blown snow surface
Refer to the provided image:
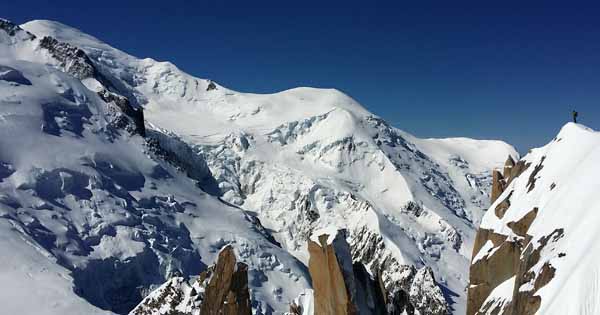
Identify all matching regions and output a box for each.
[0,18,517,314]
[0,20,308,315]
[474,123,600,315]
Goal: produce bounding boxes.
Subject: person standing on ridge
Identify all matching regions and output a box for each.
[572,110,578,123]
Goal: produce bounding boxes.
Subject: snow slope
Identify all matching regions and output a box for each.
[0,20,309,315]
[0,18,518,314]
[470,123,600,315]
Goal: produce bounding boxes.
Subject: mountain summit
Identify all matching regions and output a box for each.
[1,18,517,314]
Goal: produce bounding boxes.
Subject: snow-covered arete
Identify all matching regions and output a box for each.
[469,123,600,315]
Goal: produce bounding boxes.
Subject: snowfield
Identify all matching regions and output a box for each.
[1,18,518,314]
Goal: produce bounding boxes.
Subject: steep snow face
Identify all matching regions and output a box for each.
[19,19,519,314]
[0,21,309,315]
[469,123,600,315]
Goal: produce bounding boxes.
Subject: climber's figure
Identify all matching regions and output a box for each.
[206,80,217,91]
[572,110,578,123]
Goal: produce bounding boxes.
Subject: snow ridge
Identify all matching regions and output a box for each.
[468,123,600,315]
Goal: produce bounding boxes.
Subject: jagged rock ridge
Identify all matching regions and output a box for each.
[467,123,600,315]
[130,245,251,315]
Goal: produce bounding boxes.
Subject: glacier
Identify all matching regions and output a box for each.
[0,18,518,314]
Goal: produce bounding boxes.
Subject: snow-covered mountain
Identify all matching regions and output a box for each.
[0,19,309,315]
[1,18,516,314]
[467,123,600,315]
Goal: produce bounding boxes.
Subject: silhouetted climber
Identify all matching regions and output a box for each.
[572,110,578,123]
[206,80,217,91]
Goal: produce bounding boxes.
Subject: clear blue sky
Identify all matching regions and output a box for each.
[6,1,600,153]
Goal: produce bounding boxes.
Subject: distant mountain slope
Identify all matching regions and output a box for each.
[468,123,600,315]
[0,18,517,314]
[0,19,308,315]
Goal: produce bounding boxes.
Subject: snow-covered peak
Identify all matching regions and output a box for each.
[554,121,596,140]
[20,20,374,136]
[22,19,119,54]
[2,17,521,314]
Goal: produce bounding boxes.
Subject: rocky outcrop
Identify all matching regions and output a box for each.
[468,153,556,315]
[145,128,221,195]
[97,89,146,137]
[350,225,449,315]
[200,246,251,315]
[0,18,36,39]
[306,228,446,315]
[467,228,521,315]
[308,229,359,315]
[490,170,506,204]
[129,245,251,315]
[39,35,98,80]
[471,227,563,315]
[490,156,528,204]
[502,156,515,178]
[33,27,148,139]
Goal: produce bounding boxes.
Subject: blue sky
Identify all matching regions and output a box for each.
[6,1,600,152]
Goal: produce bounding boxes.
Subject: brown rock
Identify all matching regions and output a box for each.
[509,160,529,182]
[533,262,556,292]
[491,170,506,204]
[308,232,358,315]
[289,301,302,315]
[503,156,516,179]
[467,236,521,315]
[507,208,538,237]
[200,245,252,315]
[471,228,508,261]
[494,191,513,219]
[468,225,564,315]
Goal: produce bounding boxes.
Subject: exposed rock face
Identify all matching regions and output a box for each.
[145,128,220,195]
[200,245,252,315]
[97,89,146,137]
[502,156,515,178]
[129,245,251,315]
[409,267,449,315]
[306,228,446,315]
[39,35,97,79]
[467,228,521,315]
[0,18,36,39]
[471,227,563,315]
[490,170,506,204]
[130,277,196,315]
[493,190,513,219]
[36,30,147,138]
[468,153,558,315]
[491,156,529,204]
[350,225,449,315]
[308,230,359,315]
